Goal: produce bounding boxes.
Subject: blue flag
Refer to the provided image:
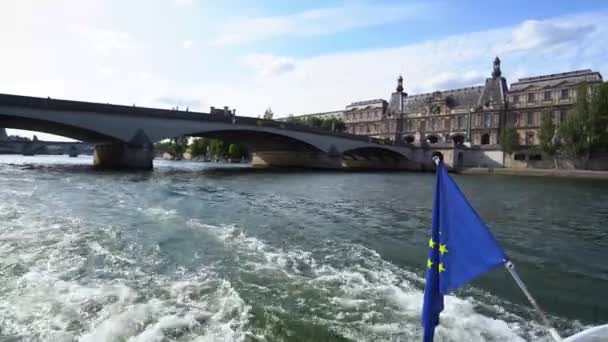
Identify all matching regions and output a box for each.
[421,160,508,341]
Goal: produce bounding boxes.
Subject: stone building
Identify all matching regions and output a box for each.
[397,58,508,146]
[506,69,603,145]
[343,99,388,137]
[277,110,344,122]
[342,57,508,145]
[286,57,603,148]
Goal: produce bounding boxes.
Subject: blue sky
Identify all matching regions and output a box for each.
[2,0,608,140]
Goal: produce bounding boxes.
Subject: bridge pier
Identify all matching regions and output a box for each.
[251,151,420,170]
[93,143,153,170]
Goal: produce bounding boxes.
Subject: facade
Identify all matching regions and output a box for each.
[343,99,388,137]
[284,58,603,147]
[311,58,603,147]
[277,110,344,122]
[506,69,603,145]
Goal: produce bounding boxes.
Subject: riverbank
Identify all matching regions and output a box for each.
[458,167,608,180]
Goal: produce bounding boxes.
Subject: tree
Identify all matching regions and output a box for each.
[228,144,246,160]
[559,111,589,162]
[333,119,347,132]
[171,136,189,159]
[189,138,210,158]
[591,82,608,149]
[209,139,226,159]
[538,111,559,167]
[263,107,274,120]
[499,127,520,154]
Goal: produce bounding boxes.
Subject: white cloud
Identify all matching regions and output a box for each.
[182,40,193,49]
[211,12,608,117]
[241,54,296,78]
[210,2,432,46]
[502,19,595,54]
[2,5,608,141]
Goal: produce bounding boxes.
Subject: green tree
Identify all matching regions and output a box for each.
[228,144,246,159]
[263,107,274,120]
[559,111,589,162]
[538,111,559,167]
[208,139,226,159]
[499,127,520,154]
[333,119,347,132]
[189,138,210,157]
[169,136,189,159]
[591,82,608,148]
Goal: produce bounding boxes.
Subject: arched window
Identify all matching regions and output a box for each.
[404,135,415,144]
[481,133,490,145]
[452,134,465,145]
[427,135,439,144]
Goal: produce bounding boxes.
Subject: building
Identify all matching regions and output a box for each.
[339,58,602,147]
[277,110,344,122]
[281,58,603,148]
[343,99,388,137]
[506,69,603,145]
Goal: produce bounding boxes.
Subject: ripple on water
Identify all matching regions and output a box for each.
[187,220,557,341]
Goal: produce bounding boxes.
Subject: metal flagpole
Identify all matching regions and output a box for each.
[430,156,561,341]
[504,261,562,341]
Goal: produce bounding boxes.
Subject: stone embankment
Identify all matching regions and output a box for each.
[458,167,608,180]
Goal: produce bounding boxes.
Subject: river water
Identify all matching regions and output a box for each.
[0,155,606,341]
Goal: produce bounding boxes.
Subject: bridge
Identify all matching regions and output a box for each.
[0,140,93,156]
[0,93,442,170]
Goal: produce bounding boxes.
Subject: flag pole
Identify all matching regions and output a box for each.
[430,156,561,342]
[504,261,562,341]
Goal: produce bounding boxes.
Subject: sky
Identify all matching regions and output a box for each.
[2,0,608,141]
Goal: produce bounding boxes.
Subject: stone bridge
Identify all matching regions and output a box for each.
[0,94,436,170]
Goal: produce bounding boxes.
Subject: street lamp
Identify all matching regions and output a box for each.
[465,106,474,147]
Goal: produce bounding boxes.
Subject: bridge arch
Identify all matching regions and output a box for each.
[179,129,327,154]
[0,113,121,143]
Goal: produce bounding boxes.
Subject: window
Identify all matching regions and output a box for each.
[513,95,520,103]
[481,133,490,145]
[560,110,568,123]
[420,120,426,131]
[544,91,551,101]
[527,112,535,126]
[529,154,542,161]
[561,89,569,99]
[514,153,526,161]
[484,113,492,128]
[528,93,535,103]
[432,118,438,131]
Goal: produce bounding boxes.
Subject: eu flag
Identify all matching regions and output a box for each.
[421,160,508,341]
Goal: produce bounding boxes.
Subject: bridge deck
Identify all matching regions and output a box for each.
[0,93,380,144]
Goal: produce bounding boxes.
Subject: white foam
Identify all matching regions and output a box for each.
[188,220,556,341]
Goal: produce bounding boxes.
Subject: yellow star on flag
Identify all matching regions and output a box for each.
[438,263,446,273]
[427,258,433,269]
[439,244,448,255]
[429,238,436,249]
